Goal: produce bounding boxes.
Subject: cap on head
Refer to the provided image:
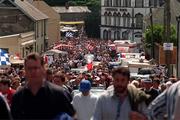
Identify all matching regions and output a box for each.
[142,79,152,83]
[79,80,91,92]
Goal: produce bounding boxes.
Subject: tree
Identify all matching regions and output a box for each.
[145,24,177,47]
[44,0,68,6]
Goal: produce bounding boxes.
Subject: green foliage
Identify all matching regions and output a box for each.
[69,0,100,7]
[44,0,68,6]
[145,24,177,47]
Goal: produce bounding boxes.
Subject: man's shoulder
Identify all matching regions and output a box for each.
[46,81,64,92]
[73,93,82,98]
[13,86,26,96]
[14,82,65,96]
[97,89,113,100]
[166,81,180,96]
[89,92,98,100]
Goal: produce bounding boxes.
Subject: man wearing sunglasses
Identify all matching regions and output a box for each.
[93,67,149,120]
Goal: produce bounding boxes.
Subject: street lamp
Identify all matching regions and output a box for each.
[176,15,180,78]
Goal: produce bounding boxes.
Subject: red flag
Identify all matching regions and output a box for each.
[87,62,93,71]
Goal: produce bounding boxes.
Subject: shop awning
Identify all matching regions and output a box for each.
[60,26,78,32]
[21,40,36,46]
[45,49,68,55]
[60,21,84,25]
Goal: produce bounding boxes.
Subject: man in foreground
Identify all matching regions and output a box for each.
[11,53,75,119]
[93,67,149,120]
[72,80,98,120]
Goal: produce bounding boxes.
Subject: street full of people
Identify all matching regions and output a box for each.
[0,38,179,120]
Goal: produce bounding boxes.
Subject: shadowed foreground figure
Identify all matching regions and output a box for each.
[11,53,75,120]
[0,94,12,120]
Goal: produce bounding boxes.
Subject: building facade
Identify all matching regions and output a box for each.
[52,6,91,38]
[0,0,48,58]
[101,0,160,43]
[28,0,60,47]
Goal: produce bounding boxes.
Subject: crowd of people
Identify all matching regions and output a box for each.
[0,37,179,120]
[48,38,116,70]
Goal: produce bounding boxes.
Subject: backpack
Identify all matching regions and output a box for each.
[127,85,150,111]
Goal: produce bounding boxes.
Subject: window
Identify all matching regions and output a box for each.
[104,0,108,6]
[117,30,121,39]
[113,12,117,26]
[114,31,120,40]
[135,0,143,7]
[108,12,112,26]
[113,0,118,6]
[123,0,128,6]
[108,30,111,40]
[149,0,154,7]
[36,22,39,38]
[41,44,43,53]
[118,0,121,6]
[41,21,44,37]
[122,31,128,39]
[135,13,143,28]
[117,12,121,26]
[126,13,131,27]
[122,13,126,27]
[154,0,158,7]
[103,30,108,40]
[104,12,108,25]
[114,31,117,40]
[127,0,131,7]
[108,0,112,6]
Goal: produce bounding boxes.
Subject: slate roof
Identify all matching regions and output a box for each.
[14,0,48,21]
[52,6,91,14]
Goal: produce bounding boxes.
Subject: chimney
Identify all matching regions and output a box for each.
[65,2,69,9]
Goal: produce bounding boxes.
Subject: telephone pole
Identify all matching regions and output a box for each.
[164,0,171,77]
[150,7,154,58]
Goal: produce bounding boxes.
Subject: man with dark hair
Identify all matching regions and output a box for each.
[11,53,75,119]
[0,79,16,106]
[46,69,53,82]
[53,71,73,102]
[93,67,149,120]
[152,78,161,93]
[141,79,159,105]
[18,70,26,83]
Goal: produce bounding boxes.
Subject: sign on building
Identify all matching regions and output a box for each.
[163,43,173,51]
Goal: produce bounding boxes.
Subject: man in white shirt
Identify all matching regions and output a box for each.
[72,80,98,120]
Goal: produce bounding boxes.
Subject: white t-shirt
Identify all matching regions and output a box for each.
[72,92,98,120]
